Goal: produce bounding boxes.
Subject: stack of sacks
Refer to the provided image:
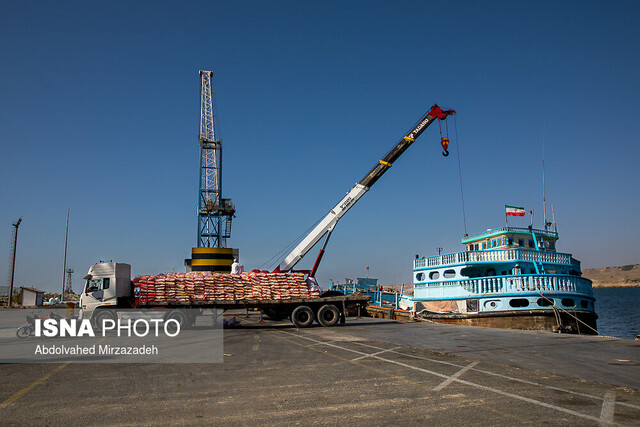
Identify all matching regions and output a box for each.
[133,272,321,303]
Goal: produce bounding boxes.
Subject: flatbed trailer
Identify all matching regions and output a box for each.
[137,294,369,328]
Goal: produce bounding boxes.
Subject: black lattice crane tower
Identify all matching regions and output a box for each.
[186,71,238,273]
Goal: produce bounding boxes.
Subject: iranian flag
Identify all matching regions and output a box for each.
[505,205,526,217]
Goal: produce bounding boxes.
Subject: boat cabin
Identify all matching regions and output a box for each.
[462,227,558,252]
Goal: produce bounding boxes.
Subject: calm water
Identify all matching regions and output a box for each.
[593,287,640,340]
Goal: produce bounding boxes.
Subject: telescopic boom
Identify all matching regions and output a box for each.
[275,104,455,274]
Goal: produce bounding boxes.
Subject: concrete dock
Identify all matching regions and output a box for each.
[1,313,639,425]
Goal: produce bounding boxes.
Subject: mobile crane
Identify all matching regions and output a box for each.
[274,104,455,278]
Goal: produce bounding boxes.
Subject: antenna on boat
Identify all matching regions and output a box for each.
[542,124,547,231]
[551,204,557,233]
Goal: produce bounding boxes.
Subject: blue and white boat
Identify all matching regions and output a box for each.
[406,226,598,334]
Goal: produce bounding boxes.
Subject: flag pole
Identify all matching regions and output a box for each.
[505,204,508,227]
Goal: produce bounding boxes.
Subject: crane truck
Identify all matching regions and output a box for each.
[79,104,455,328]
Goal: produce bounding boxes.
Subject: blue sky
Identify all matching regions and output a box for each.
[1,0,639,292]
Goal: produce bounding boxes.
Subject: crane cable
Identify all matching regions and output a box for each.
[258,215,324,271]
[453,115,468,236]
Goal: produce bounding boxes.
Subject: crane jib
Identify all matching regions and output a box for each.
[277,104,454,273]
[358,104,455,188]
[358,114,434,188]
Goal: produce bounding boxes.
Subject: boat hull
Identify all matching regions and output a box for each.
[416,308,598,335]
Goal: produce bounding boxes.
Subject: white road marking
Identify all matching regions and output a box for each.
[433,361,479,391]
[352,347,401,361]
[280,330,602,423]
[349,340,640,411]
[600,390,616,426]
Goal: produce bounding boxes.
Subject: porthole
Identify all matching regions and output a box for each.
[443,269,456,279]
[416,272,425,281]
[561,298,575,307]
[537,298,553,307]
[429,271,440,280]
[509,298,530,308]
[484,300,500,309]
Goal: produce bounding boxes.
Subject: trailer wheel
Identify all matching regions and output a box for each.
[316,304,341,327]
[291,305,314,328]
[165,310,188,332]
[92,309,116,331]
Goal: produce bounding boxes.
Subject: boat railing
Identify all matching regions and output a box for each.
[415,274,593,298]
[461,226,559,242]
[414,249,573,269]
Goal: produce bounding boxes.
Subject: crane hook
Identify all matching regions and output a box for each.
[441,137,450,157]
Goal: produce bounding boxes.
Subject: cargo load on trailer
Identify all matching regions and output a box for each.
[134,272,320,303]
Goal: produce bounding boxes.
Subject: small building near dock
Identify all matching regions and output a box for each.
[20,286,45,306]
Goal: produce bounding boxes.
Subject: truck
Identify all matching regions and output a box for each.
[79,104,454,328]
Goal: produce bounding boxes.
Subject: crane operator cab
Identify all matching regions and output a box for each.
[79,262,132,319]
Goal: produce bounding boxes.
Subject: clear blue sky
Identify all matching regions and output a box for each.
[1,0,639,292]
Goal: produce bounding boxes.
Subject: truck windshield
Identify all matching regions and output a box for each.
[85,279,101,293]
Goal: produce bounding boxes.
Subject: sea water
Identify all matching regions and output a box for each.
[593,287,640,339]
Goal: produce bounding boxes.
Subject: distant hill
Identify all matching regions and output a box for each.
[582,264,640,288]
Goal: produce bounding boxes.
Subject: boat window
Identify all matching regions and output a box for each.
[509,269,513,275]
[528,240,534,248]
[429,271,440,280]
[549,241,555,250]
[482,242,487,250]
[580,300,589,309]
[518,239,524,247]
[416,273,425,281]
[501,270,507,276]
[561,298,575,307]
[509,298,530,308]
[508,238,514,246]
[474,244,479,250]
[537,298,553,307]
[443,269,455,278]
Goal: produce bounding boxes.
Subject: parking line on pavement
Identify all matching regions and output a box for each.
[433,361,479,391]
[281,330,602,423]
[0,362,70,411]
[352,346,401,361]
[350,340,639,411]
[600,390,616,426]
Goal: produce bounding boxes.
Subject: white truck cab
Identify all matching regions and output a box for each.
[80,262,132,318]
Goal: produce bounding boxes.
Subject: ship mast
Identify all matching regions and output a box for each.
[542,125,547,230]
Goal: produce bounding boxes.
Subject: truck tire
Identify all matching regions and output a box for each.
[291,305,314,328]
[165,310,188,332]
[92,310,116,331]
[316,304,341,327]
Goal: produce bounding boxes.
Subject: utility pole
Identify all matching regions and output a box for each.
[8,217,22,307]
[62,208,69,301]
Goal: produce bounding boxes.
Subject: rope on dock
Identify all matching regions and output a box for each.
[536,292,600,335]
